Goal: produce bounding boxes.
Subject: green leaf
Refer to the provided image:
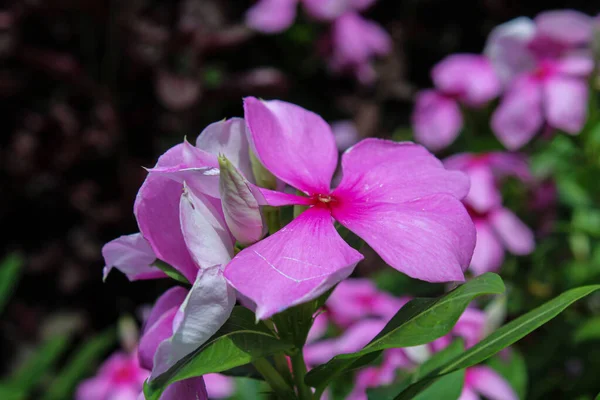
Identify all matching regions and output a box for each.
[304,273,504,390]
[0,384,27,400]
[394,284,600,400]
[144,306,294,400]
[9,335,70,393]
[42,328,116,400]
[0,253,24,314]
[152,260,190,285]
[574,316,600,343]
[487,350,528,400]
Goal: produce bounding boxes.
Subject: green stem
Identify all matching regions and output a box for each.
[273,352,294,385]
[265,206,282,235]
[291,352,312,400]
[253,358,296,399]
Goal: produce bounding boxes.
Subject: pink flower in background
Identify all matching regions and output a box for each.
[412,54,501,151]
[204,373,236,399]
[445,152,534,274]
[331,120,360,151]
[224,97,475,319]
[76,351,148,400]
[246,0,377,33]
[460,366,517,400]
[485,13,593,149]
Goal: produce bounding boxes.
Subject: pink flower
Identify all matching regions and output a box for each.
[76,351,148,400]
[460,366,517,400]
[412,54,501,151]
[224,97,475,319]
[445,152,534,275]
[246,0,377,33]
[485,14,593,149]
[203,373,236,399]
[331,120,360,152]
[102,233,165,281]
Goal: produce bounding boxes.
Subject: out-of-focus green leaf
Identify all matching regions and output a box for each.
[144,307,294,400]
[574,316,600,343]
[42,328,116,400]
[0,384,27,400]
[304,274,504,391]
[393,284,600,399]
[0,253,24,314]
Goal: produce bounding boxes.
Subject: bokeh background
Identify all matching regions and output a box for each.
[1,1,600,399]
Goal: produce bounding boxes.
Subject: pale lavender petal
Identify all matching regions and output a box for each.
[453,308,486,348]
[470,220,505,275]
[142,287,188,339]
[180,183,234,269]
[102,233,164,281]
[76,377,111,400]
[219,156,266,245]
[484,16,536,84]
[244,97,338,194]
[486,152,532,182]
[432,54,501,106]
[195,118,254,183]
[333,139,470,204]
[134,144,201,282]
[412,90,463,151]
[203,373,235,399]
[224,206,363,320]
[333,194,475,282]
[251,186,313,207]
[307,312,330,343]
[160,377,208,400]
[458,387,481,400]
[468,366,518,400]
[543,75,588,135]
[555,53,594,77]
[489,208,535,255]
[245,0,298,33]
[535,10,593,47]
[463,164,502,213]
[491,77,543,150]
[331,13,391,67]
[303,0,349,21]
[151,266,236,379]
[331,120,360,152]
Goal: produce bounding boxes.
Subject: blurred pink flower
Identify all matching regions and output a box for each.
[485,14,593,149]
[225,97,475,319]
[331,120,360,151]
[204,373,236,399]
[413,54,501,151]
[460,366,517,400]
[76,351,148,400]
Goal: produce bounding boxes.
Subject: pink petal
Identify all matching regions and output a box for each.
[195,118,254,183]
[458,387,481,400]
[543,75,588,135]
[160,377,208,400]
[535,10,593,47]
[76,374,112,400]
[333,139,470,205]
[412,90,463,151]
[251,186,313,207]
[468,366,518,400]
[245,0,298,33]
[484,16,536,84]
[463,164,502,213]
[151,267,236,379]
[303,0,349,21]
[331,13,391,67]
[139,287,187,370]
[331,120,360,152]
[491,77,543,150]
[243,97,338,194]
[486,152,532,182]
[555,53,594,77]
[180,184,234,269]
[224,206,363,320]
[432,54,501,106]
[332,194,475,282]
[134,144,204,282]
[453,308,486,348]
[470,219,505,275]
[102,233,165,281]
[489,208,534,255]
[203,373,235,399]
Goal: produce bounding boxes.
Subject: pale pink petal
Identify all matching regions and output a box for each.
[303,0,349,21]
[432,54,501,106]
[442,153,475,172]
[458,387,481,400]
[331,120,360,152]
[134,144,202,282]
[543,75,588,135]
[463,164,502,213]
[484,17,536,85]
[251,186,313,207]
[307,312,330,343]
[486,152,532,182]
[535,10,593,47]
[180,183,234,269]
[333,139,470,205]
[151,267,236,379]
[195,118,254,182]
[470,220,505,275]
[102,233,164,281]
[555,53,594,77]
[161,377,208,400]
[245,0,298,33]
[491,77,543,150]
[453,308,486,348]
[331,13,391,66]
[244,97,338,194]
[489,208,534,255]
[76,374,112,400]
[224,206,363,320]
[203,374,235,399]
[468,366,518,400]
[412,90,463,151]
[332,194,475,282]
[139,287,187,370]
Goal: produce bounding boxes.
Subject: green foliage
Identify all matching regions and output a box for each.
[0,253,24,314]
[152,260,190,285]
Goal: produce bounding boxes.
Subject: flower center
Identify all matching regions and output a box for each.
[317,194,333,203]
